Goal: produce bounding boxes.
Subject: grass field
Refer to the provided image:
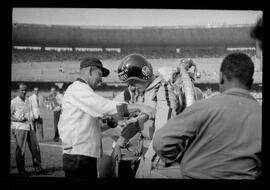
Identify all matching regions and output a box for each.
[10,107,64,177]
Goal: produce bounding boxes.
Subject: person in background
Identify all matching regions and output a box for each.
[11,83,44,176]
[58,57,155,179]
[48,86,62,142]
[114,83,138,104]
[53,88,64,142]
[29,87,44,141]
[153,53,261,179]
[48,87,57,110]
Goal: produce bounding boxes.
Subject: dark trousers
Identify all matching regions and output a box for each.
[63,153,97,179]
[33,117,44,141]
[14,129,42,172]
[53,110,61,140]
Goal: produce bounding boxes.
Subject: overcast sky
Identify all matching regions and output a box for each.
[13,8,262,27]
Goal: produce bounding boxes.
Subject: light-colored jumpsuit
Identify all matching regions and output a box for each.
[135,76,181,178]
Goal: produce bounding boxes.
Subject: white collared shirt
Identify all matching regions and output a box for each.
[29,94,40,119]
[11,96,34,131]
[58,80,122,158]
[56,93,64,106]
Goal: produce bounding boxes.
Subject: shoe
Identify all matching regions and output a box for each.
[34,167,45,175]
[53,137,59,142]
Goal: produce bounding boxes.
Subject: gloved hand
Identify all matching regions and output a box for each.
[20,117,27,122]
[102,116,118,128]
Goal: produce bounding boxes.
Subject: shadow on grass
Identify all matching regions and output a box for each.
[10,166,63,177]
[43,166,62,173]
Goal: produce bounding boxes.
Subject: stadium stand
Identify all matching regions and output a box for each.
[12,48,255,63]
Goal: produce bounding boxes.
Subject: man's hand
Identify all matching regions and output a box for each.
[112,145,122,161]
[104,116,118,128]
[138,105,155,120]
[53,106,61,111]
[20,117,27,122]
[18,114,27,122]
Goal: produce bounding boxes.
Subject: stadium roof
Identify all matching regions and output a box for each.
[12,23,256,48]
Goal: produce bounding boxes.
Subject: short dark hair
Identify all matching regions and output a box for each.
[51,86,58,91]
[250,17,262,50]
[220,53,254,88]
[18,82,27,89]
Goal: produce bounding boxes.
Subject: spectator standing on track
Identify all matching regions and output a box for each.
[53,88,64,142]
[11,83,44,176]
[152,53,262,179]
[48,86,62,142]
[29,87,44,141]
[58,57,155,179]
[47,87,57,110]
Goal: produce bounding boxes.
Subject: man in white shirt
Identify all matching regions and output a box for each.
[47,86,60,142]
[52,88,64,142]
[11,83,44,176]
[58,57,155,179]
[29,87,44,141]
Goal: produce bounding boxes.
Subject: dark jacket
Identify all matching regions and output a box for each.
[153,88,262,179]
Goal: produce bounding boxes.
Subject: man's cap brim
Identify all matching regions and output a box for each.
[99,67,110,77]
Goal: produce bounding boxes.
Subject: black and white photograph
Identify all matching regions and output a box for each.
[10,8,262,182]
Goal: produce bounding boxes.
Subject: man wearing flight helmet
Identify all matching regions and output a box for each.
[183,59,204,104]
[117,53,181,178]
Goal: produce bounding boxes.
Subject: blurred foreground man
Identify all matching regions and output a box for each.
[29,87,44,141]
[250,16,263,69]
[153,53,262,179]
[11,83,44,176]
[58,57,155,179]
